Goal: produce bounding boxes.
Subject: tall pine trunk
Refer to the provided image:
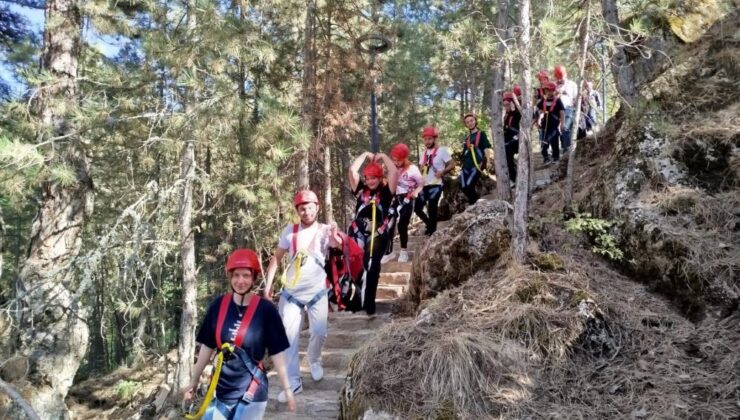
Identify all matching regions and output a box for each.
[490,0,512,202]
[297,0,317,191]
[174,0,198,396]
[564,1,592,212]
[13,0,93,417]
[512,0,533,263]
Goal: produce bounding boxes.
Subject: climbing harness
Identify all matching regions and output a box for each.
[465,131,483,172]
[421,147,438,178]
[185,294,263,419]
[280,224,321,289]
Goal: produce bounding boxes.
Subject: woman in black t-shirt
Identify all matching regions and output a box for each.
[348,152,398,315]
[182,249,295,419]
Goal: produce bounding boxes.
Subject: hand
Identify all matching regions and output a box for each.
[434,171,443,180]
[263,289,273,301]
[559,124,564,133]
[181,385,196,402]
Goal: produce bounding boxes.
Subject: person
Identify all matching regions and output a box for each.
[263,190,343,403]
[503,92,522,185]
[347,152,399,316]
[460,113,493,204]
[553,64,578,153]
[415,127,454,236]
[533,69,550,106]
[382,143,423,263]
[536,81,565,164]
[583,80,601,133]
[182,249,295,419]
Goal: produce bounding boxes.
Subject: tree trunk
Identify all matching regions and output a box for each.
[564,1,592,213]
[174,0,198,397]
[490,0,512,202]
[13,0,93,417]
[512,0,533,264]
[601,0,640,107]
[297,0,317,191]
[323,145,334,224]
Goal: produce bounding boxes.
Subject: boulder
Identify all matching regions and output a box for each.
[408,198,511,304]
[437,172,497,221]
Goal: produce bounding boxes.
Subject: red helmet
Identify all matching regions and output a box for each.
[503,92,515,102]
[421,126,438,138]
[512,84,522,97]
[226,249,261,275]
[544,81,558,91]
[293,190,319,207]
[362,162,384,178]
[390,143,410,160]
[553,65,566,80]
[537,69,549,81]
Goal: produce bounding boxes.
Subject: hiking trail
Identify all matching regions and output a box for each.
[262,233,424,419]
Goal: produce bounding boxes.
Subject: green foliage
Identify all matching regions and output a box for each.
[114,380,142,402]
[565,213,625,262]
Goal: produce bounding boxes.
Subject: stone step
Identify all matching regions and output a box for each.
[299,348,355,371]
[266,371,345,394]
[376,284,406,300]
[265,389,339,418]
[327,312,391,329]
[380,262,413,274]
[299,328,376,349]
[378,270,411,286]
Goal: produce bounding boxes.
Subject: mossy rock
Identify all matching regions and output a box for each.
[531,252,565,272]
[666,0,723,43]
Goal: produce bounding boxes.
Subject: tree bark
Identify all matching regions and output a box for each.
[13,0,93,417]
[490,0,512,202]
[174,0,198,397]
[297,0,317,191]
[564,1,592,213]
[512,0,533,264]
[601,0,640,107]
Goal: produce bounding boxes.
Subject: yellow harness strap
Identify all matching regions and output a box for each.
[369,198,377,256]
[281,252,306,289]
[185,343,234,419]
[468,144,482,171]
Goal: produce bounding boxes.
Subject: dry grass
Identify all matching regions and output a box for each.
[344,235,739,419]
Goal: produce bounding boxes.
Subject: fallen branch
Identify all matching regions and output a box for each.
[0,378,42,420]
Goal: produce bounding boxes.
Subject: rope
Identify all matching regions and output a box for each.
[369,198,377,256]
[184,343,235,419]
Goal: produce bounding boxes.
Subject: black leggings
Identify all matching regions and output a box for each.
[414,185,443,235]
[386,196,413,253]
[362,234,388,315]
[505,140,518,182]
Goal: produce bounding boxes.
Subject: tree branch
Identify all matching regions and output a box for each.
[0,378,42,420]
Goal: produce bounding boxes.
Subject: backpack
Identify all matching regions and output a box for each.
[326,232,365,311]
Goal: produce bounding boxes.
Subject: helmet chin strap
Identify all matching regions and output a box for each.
[231,286,252,305]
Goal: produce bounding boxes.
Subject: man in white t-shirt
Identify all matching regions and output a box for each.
[264,190,341,403]
[554,64,578,153]
[414,127,455,236]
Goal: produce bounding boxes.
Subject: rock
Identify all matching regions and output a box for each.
[409,199,511,304]
[437,173,496,221]
[667,0,723,43]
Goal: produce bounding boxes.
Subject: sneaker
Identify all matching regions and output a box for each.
[398,249,409,263]
[380,251,396,264]
[277,383,303,403]
[310,362,324,381]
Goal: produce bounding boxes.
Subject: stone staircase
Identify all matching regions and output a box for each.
[262,234,420,419]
